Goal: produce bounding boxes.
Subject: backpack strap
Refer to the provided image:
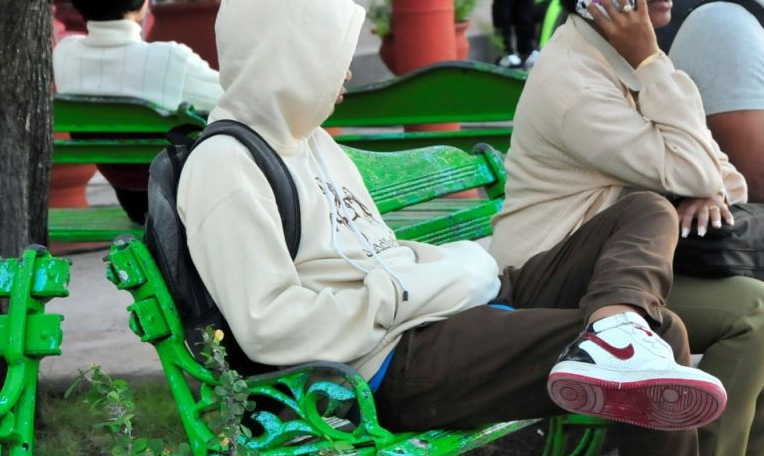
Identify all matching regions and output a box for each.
[191,120,302,260]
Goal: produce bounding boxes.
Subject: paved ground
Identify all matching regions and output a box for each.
[40,176,162,388]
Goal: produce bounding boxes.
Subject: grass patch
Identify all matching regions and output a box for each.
[37,380,187,456]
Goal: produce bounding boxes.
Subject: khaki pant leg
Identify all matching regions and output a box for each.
[668,275,764,456]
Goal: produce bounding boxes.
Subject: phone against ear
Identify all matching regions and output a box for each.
[575,0,636,19]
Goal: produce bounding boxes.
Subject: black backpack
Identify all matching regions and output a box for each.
[144,119,301,377]
[674,203,764,280]
[657,0,764,52]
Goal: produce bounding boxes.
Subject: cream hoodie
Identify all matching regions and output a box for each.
[177,0,500,379]
[490,16,748,269]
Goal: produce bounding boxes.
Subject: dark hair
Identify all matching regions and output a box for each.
[71,0,146,21]
[561,0,578,13]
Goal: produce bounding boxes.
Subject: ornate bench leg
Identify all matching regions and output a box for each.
[0,247,68,455]
[543,415,608,456]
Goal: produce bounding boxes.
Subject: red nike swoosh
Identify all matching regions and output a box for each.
[585,334,635,360]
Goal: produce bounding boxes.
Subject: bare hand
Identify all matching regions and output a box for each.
[676,195,735,238]
[587,0,659,68]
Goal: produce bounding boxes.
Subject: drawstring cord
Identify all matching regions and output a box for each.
[309,147,410,304]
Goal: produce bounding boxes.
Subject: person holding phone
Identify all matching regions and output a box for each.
[490,0,764,455]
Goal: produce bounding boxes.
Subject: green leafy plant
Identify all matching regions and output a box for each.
[368,0,478,37]
[198,328,257,455]
[65,327,257,455]
[66,366,192,456]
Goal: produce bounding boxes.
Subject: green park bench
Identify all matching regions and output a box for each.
[326,61,525,152]
[105,237,608,456]
[52,92,509,245]
[0,247,68,456]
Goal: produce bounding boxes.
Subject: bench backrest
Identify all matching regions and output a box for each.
[346,143,506,213]
[54,94,206,135]
[325,61,526,128]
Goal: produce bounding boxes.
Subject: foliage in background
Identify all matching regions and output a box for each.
[368,0,479,37]
[61,328,257,455]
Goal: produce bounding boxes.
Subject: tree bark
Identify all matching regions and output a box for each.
[0,1,52,385]
[0,0,53,259]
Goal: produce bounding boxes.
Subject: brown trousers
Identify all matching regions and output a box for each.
[376,192,699,456]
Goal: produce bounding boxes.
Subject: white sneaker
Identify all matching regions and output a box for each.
[524,50,540,70]
[498,53,523,68]
[548,312,727,431]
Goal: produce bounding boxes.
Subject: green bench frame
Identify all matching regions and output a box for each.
[106,238,608,456]
[105,238,541,456]
[327,61,525,152]
[52,94,509,246]
[0,247,68,456]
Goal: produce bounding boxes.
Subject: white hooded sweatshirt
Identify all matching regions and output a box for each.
[177,0,501,379]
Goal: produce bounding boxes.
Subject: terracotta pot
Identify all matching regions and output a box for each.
[49,163,98,208]
[380,22,470,75]
[391,0,457,75]
[455,21,471,60]
[148,2,220,69]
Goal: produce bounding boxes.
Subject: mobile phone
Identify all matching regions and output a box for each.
[575,0,636,19]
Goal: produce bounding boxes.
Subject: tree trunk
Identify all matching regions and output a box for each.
[0,0,53,259]
[0,0,53,384]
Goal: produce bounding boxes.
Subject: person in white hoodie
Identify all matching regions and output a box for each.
[177,1,726,454]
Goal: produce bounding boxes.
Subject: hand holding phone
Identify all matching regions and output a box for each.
[580,0,659,69]
[575,0,635,20]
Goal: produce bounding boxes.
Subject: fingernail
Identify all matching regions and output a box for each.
[681,227,690,238]
[730,217,735,225]
[713,221,722,228]
[698,227,707,237]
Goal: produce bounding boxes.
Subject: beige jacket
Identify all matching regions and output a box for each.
[490,15,747,269]
[178,0,500,379]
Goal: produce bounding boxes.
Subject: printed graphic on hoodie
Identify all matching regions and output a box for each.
[315,178,398,258]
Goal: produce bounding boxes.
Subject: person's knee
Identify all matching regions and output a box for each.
[619,192,678,233]
[725,279,764,347]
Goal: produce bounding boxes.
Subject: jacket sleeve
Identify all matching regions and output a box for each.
[560,53,726,198]
[182,185,402,366]
[179,46,223,113]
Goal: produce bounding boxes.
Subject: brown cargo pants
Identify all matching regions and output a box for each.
[376,191,699,456]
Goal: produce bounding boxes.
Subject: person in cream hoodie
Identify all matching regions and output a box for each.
[177,0,726,452]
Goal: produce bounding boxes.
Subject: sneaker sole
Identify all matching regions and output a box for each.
[548,368,726,431]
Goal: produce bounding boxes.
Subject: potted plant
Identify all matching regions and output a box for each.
[149,0,222,69]
[369,0,477,75]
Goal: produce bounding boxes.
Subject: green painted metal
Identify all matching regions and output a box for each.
[543,415,608,456]
[0,247,68,456]
[49,144,508,245]
[325,61,526,128]
[540,0,565,48]
[105,238,539,455]
[54,94,206,134]
[336,128,512,154]
[53,139,169,165]
[346,143,505,213]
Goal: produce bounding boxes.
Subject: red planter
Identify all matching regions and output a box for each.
[455,21,471,60]
[391,0,456,74]
[49,163,98,209]
[148,2,220,69]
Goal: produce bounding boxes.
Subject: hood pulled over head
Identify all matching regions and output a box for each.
[211,0,365,154]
